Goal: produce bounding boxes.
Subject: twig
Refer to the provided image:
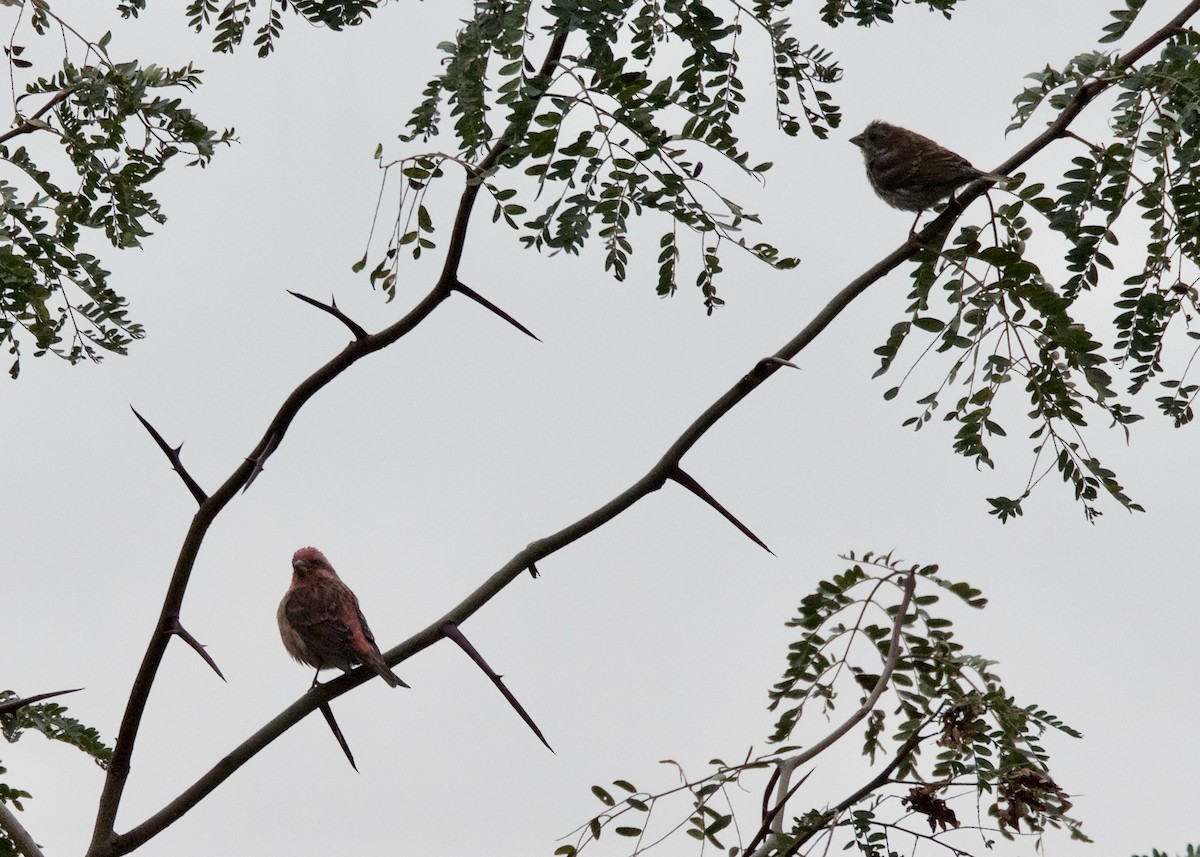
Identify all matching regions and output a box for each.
[743,766,813,857]
[783,570,916,773]
[0,86,74,145]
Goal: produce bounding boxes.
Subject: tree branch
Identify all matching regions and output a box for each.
[86,27,572,857]
[785,570,915,771]
[0,803,43,857]
[0,87,74,145]
[743,765,812,857]
[88,5,1198,854]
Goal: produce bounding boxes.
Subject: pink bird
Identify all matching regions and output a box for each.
[277,546,408,688]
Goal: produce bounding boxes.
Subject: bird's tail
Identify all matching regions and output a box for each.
[367,651,410,688]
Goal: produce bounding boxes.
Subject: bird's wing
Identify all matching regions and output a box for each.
[285,579,356,648]
[913,147,980,185]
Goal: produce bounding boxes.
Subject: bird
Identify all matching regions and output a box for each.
[850,120,1012,232]
[277,546,409,688]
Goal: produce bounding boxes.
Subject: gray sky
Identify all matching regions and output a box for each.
[4,1,1198,855]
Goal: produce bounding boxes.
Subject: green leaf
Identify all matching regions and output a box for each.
[591,785,615,806]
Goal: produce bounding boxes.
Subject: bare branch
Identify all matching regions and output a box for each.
[164,618,225,682]
[130,408,207,504]
[288,291,368,340]
[441,622,554,753]
[669,466,774,555]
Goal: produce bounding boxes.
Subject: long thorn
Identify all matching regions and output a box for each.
[243,431,281,493]
[0,688,82,717]
[130,407,208,504]
[669,466,774,555]
[452,281,541,342]
[165,617,226,682]
[318,702,358,771]
[288,290,368,340]
[440,623,553,752]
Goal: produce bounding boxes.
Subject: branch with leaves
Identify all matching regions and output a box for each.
[1,3,234,376]
[555,555,1086,857]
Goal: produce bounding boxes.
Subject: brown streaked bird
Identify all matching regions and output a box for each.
[278,546,408,688]
[850,120,1012,231]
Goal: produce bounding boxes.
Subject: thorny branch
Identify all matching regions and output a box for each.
[82,4,1200,856]
[87,27,570,857]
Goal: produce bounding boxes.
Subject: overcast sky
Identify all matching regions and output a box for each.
[5,2,1198,856]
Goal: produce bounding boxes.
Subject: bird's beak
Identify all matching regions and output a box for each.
[292,561,306,573]
[849,133,864,148]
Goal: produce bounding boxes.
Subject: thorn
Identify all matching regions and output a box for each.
[747,355,800,382]
[165,617,227,681]
[242,431,281,493]
[288,290,368,340]
[130,406,208,505]
[760,763,782,823]
[760,356,799,371]
[668,466,774,555]
[440,622,554,753]
[318,701,358,771]
[452,281,541,342]
[0,688,83,717]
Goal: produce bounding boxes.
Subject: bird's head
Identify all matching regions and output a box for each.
[849,120,901,154]
[292,546,332,578]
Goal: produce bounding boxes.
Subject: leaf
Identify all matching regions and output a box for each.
[591,785,615,806]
